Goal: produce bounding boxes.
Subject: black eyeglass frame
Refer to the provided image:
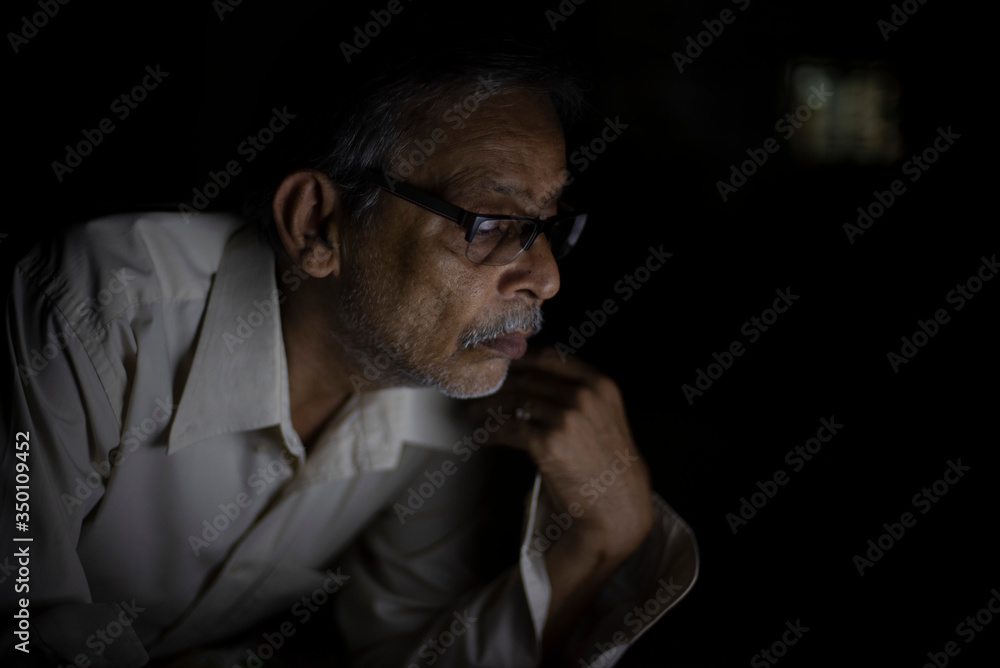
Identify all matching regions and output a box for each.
[367,171,586,266]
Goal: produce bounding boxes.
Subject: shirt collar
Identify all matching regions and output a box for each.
[167,226,473,473]
[296,386,473,485]
[168,226,285,454]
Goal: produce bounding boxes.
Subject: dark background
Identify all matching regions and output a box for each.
[3,0,994,666]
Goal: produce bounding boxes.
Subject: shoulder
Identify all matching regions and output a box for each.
[14,211,247,338]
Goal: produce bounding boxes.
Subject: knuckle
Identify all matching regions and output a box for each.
[592,374,620,400]
[533,434,572,467]
[567,383,592,409]
[548,409,571,434]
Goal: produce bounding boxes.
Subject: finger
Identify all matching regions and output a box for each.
[464,404,535,453]
[513,345,601,380]
[469,391,562,432]
[504,358,626,420]
[499,367,583,407]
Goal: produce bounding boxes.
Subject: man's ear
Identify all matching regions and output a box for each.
[272,168,344,278]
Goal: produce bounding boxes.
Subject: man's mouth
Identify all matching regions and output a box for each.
[477,331,530,359]
[460,306,543,359]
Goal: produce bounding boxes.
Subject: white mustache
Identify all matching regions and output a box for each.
[459,306,543,348]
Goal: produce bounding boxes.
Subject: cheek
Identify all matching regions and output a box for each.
[424,266,488,334]
[415,257,496,347]
[381,215,498,346]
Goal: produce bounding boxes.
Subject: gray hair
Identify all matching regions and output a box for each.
[244,38,586,252]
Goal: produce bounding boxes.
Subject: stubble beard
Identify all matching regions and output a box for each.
[326,238,543,399]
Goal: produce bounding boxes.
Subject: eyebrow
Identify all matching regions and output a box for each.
[484,179,565,208]
[485,179,520,197]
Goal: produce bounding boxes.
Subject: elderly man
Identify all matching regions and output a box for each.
[1,40,696,667]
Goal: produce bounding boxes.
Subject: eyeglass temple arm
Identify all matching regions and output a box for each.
[368,171,464,222]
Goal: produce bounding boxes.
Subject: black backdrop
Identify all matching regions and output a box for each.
[3,0,995,666]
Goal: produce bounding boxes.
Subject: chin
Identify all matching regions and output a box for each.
[434,359,510,399]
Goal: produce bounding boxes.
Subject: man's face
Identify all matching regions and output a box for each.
[330,88,567,398]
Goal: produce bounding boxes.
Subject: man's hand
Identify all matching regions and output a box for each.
[471,347,655,660]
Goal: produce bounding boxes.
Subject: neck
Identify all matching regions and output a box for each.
[278,265,355,451]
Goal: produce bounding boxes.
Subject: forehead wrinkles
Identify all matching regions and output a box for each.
[391,88,566,218]
[443,118,566,200]
[446,165,559,211]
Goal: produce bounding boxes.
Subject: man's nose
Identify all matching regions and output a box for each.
[499,234,560,301]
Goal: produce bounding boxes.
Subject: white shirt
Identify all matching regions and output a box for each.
[0,212,698,667]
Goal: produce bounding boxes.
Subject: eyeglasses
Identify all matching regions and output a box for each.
[367,171,586,266]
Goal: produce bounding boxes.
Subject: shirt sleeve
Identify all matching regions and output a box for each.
[334,446,698,666]
[524,475,700,666]
[0,265,149,667]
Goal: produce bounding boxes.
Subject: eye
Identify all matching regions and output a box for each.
[475,218,512,236]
